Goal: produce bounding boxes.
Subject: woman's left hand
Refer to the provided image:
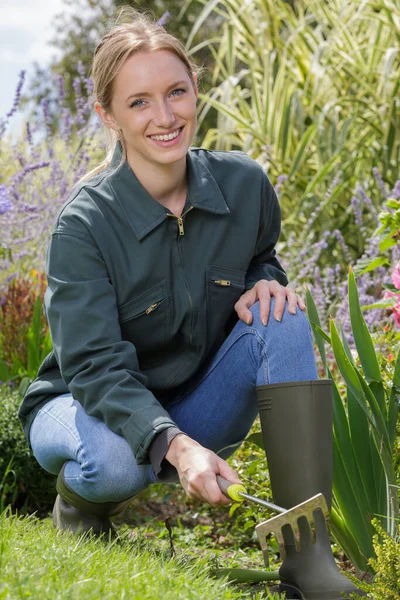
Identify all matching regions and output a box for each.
[234,279,306,326]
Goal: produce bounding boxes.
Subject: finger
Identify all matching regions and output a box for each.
[217,459,243,486]
[271,288,287,321]
[234,290,257,325]
[297,294,306,310]
[257,281,271,325]
[206,479,231,507]
[286,288,298,315]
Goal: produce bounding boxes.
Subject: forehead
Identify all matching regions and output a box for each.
[113,50,190,95]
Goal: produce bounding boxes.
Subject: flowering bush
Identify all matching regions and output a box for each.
[280,172,400,343]
[0,64,102,289]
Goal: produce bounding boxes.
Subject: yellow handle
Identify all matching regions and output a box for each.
[216,475,247,503]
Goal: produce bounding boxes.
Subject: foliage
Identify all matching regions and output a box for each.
[186,0,399,262]
[0,388,56,514]
[0,273,51,388]
[306,268,400,572]
[1,510,268,600]
[349,519,400,600]
[0,66,100,285]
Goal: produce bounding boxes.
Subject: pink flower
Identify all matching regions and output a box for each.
[393,261,400,290]
[393,300,400,327]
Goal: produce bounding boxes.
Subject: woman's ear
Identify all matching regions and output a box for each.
[94,102,119,131]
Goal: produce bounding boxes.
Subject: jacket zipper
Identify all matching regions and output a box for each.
[214,279,231,286]
[166,206,194,236]
[166,206,194,347]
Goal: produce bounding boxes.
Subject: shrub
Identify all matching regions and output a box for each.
[350,519,400,600]
[0,386,56,515]
[0,271,47,373]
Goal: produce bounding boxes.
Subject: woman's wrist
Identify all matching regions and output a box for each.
[165,433,194,467]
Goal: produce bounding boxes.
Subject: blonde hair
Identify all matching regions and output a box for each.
[80,6,199,183]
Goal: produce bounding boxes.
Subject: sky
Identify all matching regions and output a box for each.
[0,0,74,135]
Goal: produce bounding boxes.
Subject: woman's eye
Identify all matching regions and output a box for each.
[170,88,186,97]
[129,99,146,108]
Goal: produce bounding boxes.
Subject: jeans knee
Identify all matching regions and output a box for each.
[75,447,153,502]
[250,299,312,343]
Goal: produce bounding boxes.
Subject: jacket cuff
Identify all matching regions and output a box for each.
[149,426,184,482]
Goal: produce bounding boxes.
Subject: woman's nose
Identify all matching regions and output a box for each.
[153,100,176,128]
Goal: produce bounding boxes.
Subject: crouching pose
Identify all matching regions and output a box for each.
[19,9,365,599]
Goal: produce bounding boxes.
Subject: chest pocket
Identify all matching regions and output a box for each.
[118,280,170,365]
[206,265,246,345]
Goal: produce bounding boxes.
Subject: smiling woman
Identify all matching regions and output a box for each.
[17,6,365,599]
[94,50,198,214]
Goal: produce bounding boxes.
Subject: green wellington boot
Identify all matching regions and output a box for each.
[53,464,132,536]
[256,380,366,600]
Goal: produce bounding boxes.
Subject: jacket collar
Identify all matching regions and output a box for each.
[107,142,230,241]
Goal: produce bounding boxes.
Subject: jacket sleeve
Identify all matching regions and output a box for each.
[245,170,288,289]
[44,225,177,465]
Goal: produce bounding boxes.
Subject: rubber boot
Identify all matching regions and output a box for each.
[52,464,132,536]
[256,380,366,600]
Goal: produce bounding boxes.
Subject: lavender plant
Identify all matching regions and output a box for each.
[279,172,400,343]
[0,65,102,289]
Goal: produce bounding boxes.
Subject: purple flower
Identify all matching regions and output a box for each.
[6,70,26,119]
[157,11,171,27]
[0,186,12,215]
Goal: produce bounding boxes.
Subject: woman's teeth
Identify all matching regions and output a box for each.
[150,128,181,142]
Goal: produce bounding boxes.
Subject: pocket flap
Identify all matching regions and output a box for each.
[206,265,246,288]
[118,280,168,321]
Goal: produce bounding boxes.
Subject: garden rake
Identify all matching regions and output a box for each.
[216,476,330,567]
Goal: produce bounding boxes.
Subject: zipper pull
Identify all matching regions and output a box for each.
[145,302,159,315]
[177,217,184,236]
[214,280,231,286]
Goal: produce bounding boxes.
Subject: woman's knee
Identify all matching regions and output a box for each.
[250,298,312,341]
[67,437,155,502]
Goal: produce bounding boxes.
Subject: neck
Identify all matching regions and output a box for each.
[127,151,188,215]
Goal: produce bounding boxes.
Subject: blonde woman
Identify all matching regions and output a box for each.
[19,9,364,600]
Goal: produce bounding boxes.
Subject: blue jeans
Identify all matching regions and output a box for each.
[30,300,318,503]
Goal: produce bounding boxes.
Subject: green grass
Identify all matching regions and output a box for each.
[0,510,284,599]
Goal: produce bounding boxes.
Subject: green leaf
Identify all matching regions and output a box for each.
[348,268,382,385]
[353,256,390,276]
[308,320,332,345]
[361,298,396,310]
[245,432,264,451]
[347,385,380,517]
[330,376,375,553]
[379,234,396,253]
[0,359,10,382]
[330,507,369,572]
[305,288,327,375]
[332,437,374,563]
[388,350,400,448]
[330,319,389,448]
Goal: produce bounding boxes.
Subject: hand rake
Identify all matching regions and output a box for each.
[217,476,330,567]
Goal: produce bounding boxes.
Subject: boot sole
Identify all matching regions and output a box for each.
[280,581,362,600]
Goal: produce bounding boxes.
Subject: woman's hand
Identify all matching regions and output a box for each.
[235,279,306,326]
[165,434,242,507]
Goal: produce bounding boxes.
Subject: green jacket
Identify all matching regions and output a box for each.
[18,143,287,465]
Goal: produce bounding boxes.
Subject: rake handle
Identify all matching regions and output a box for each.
[216,476,286,513]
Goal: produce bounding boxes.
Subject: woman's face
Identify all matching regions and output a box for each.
[97,50,198,171]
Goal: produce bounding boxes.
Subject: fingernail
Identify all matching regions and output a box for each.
[246,317,252,325]
[289,309,296,314]
[262,318,268,326]
[275,316,281,322]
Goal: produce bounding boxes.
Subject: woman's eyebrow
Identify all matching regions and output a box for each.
[125,80,188,102]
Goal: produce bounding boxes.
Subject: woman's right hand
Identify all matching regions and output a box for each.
[165,434,243,507]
